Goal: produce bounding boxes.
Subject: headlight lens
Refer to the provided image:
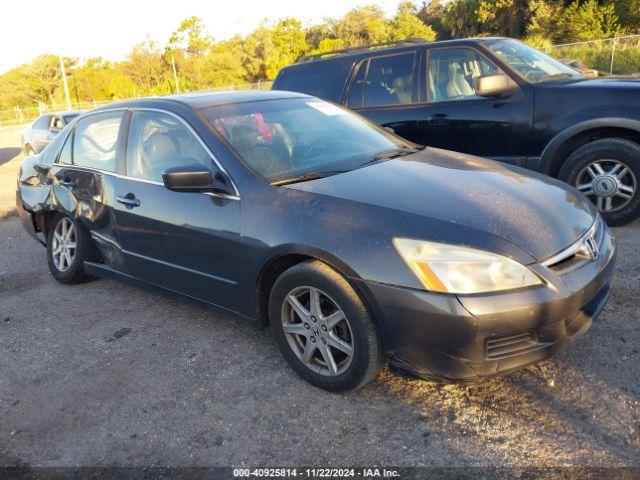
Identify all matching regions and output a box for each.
[393,238,542,294]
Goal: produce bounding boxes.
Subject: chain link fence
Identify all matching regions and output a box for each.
[545,33,640,76]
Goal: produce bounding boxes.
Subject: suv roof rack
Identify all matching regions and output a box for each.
[297,38,429,63]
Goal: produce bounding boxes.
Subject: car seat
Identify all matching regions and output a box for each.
[445,61,474,99]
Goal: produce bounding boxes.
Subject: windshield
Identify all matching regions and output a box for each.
[201,98,409,183]
[484,39,582,83]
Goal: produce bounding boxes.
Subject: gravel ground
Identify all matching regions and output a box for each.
[0,134,638,469]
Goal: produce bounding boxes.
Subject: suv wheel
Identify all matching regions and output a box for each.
[559,138,640,226]
[47,214,95,284]
[269,260,382,391]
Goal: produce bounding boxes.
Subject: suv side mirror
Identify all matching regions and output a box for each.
[162,164,216,193]
[474,73,517,99]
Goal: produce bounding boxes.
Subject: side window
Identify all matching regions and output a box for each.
[427,48,499,103]
[34,115,51,130]
[347,61,367,109]
[126,111,211,182]
[363,53,416,107]
[57,130,73,165]
[73,111,122,172]
[50,116,65,131]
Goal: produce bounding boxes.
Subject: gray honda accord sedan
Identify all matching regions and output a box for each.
[16,91,615,391]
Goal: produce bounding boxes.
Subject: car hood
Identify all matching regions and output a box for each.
[285,148,597,261]
[544,77,640,91]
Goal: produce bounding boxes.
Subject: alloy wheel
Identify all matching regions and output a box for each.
[576,159,637,213]
[51,218,76,272]
[281,286,354,377]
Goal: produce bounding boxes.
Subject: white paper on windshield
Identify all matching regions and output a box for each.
[306,101,346,116]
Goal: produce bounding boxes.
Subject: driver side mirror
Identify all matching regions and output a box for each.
[162,164,222,193]
[474,73,518,99]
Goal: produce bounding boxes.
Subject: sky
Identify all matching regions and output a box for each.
[0,0,404,74]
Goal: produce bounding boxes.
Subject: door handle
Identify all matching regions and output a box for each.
[428,114,450,126]
[58,178,75,188]
[116,194,141,208]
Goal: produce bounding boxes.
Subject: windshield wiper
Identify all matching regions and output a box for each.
[538,73,575,82]
[372,146,418,161]
[272,145,424,186]
[271,168,353,186]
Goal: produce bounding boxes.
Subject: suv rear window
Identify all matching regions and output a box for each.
[273,60,354,101]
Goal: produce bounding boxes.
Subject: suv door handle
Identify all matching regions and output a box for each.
[428,114,450,126]
[116,194,141,208]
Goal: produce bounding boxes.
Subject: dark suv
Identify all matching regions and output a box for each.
[273,37,640,226]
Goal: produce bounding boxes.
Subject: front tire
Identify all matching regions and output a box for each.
[559,138,640,226]
[46,214,95,284]
[269,260,382,392]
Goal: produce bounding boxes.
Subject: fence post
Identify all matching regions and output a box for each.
[609,34,617,75]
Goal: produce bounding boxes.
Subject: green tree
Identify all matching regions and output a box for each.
[442,0,482,38]
[557,0,619,42]
[477,0,529,37]
[526,0,563,41]
[167,16,212,57]
[417,0,449,39]
[123,39,171,96]
[388,1,437,40]
[329,6,390,46]
[605,0,640,29]
[243,18,308,81]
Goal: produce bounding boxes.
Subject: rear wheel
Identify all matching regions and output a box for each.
[46,214,95,284]
[559,138,640,226]
[269,260,382,392]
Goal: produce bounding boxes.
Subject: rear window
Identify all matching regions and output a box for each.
[273,60,354,101]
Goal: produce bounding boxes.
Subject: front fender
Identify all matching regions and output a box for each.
[538,117,640,174]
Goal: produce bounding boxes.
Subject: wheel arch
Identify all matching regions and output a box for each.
[254,245,370,329]
[540,118,640,177]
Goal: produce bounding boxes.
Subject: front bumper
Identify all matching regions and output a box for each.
[355,225,616,381]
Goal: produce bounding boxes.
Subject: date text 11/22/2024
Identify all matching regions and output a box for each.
[233,468,401,477]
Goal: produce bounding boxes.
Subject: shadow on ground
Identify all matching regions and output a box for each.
[0,147,21,167]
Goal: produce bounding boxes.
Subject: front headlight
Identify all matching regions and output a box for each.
[393,238,542,294]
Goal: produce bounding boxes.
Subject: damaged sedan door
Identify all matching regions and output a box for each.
[50,110,127,270]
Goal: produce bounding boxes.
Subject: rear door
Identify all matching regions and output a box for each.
[112,109,243,310]
[51,110,126,268]
[346,49,424,142]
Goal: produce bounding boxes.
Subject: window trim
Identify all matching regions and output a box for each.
[55,125,75,165]
[52,107,239,200]
[345,50,419,110]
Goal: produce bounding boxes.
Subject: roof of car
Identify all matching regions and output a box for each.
[96,90,309,112]
[290,37,508,67]
[37,110,84,118]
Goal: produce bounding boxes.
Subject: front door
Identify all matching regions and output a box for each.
[112,109,243,311]
[416,46,533,165]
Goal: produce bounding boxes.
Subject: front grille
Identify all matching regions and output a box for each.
[486,331,540,360]
[542,217,604,274]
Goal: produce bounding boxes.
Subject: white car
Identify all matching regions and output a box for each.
[21,110,84,155]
